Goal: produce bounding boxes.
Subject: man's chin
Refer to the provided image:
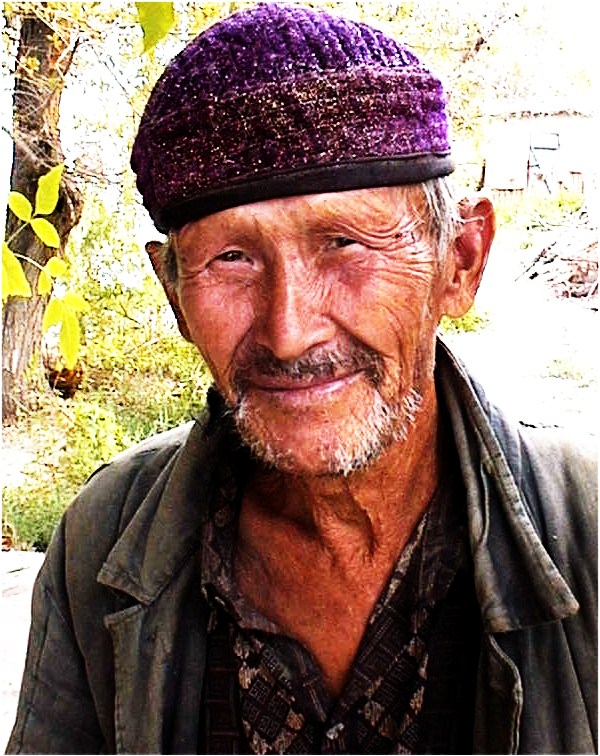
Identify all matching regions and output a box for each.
[230,387,422,478]
[234,428,377,478]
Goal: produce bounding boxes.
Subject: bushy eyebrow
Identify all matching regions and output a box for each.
[305,190,424,237]
[309,210,423,246]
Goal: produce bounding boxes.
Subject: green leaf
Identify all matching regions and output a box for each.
[59,309,81,370]
[8,191,32,223]
[42,297,64,332]
[30,218,60,248]
[35,164,64,216]
[136,2,174,52]
[2,242,32,301]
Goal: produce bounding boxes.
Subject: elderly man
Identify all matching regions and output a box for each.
[7,4,596,755]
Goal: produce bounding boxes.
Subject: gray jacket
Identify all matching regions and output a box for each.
[7,342,597,754]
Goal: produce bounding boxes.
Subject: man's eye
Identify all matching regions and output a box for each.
[213,250,251,264]
[331,236,360,249]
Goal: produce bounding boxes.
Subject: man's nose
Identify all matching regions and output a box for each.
[255,262,335,361]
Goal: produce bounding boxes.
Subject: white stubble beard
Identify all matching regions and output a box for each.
[231,384,423,477]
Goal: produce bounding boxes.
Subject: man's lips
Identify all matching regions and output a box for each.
[242,369,364,394]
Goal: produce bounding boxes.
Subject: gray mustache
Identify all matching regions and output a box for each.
[233,343,383,390]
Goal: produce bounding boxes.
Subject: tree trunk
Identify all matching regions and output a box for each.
[2,10,83,423]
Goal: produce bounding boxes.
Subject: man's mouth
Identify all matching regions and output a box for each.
[232,341,383,400]
[241,370,366,408]
[244,368,362,393]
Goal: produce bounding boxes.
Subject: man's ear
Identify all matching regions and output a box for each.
[441,196,495,318]
[146,240,192,342]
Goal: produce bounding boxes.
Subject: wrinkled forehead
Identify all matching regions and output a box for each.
[176,185,427,241]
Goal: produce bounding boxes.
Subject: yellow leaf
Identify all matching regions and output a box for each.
[45,257,68,278]
[35,164,64,216]
[59,310,80,370]
[2,243,32,301]
[37,268,52,296]
[8,191,32,223]
[30,218,60,248]
[63,290,89,312]
[38,257,68,295]
[42,298,64,332]
[136,2,175,51]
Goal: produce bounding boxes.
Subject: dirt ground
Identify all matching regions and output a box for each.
[1,551,45,751]
[444,227,597,434]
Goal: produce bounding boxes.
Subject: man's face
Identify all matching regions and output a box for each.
[174,187,456,476]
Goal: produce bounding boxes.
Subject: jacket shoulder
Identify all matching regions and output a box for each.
[514,423,597,571]
[513,422,597,522]
[66,420,196,546]
[58,419,201,626]
[6,421,203,754]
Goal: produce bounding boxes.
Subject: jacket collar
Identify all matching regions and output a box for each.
[437,338,579,633]
[97,396,244,604]
[98,341,579,631]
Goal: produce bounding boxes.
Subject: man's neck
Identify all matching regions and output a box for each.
[238,385,442,570]
[233,385,444,695]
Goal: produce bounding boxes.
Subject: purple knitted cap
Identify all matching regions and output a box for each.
[131,2,453,232]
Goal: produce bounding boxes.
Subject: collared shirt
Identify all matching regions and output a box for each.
[200,448,472,754]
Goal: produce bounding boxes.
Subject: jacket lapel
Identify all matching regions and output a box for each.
[437,338,579,632]
[438,339,585,754]
[97,408,232,753]
[104,559,209,754]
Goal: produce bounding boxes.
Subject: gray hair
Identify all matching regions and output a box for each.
[419,176,463,264]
